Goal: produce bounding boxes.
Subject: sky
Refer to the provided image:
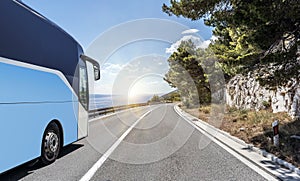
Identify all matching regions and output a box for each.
[22,0,214,97]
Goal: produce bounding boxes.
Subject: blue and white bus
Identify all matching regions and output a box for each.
[0,0,100,173]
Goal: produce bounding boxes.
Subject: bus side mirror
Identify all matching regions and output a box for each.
[93,65,100,80]
[80,54,101,81]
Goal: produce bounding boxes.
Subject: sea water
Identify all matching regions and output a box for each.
[89,94,154,110]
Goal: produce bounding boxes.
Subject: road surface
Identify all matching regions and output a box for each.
[1,104,274,181]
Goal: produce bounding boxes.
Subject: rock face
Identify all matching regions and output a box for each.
[226,73,300,118]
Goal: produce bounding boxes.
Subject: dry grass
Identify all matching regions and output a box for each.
[184,105,300,168]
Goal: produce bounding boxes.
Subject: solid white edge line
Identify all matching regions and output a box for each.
[173,105,277,181]
[80,107,155,181]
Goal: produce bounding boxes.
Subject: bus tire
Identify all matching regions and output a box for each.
[40,122,61,165]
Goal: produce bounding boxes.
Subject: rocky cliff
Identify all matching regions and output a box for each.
[226,72,300,118]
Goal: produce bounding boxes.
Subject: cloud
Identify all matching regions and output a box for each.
[198,35,218,49]
[211,35,218,41]
[166,35,218,54]
[92,63,125,94]
[95,56,171,94]
[182,29,199,34]
[198,39,211,49]
[166,35,203,54]
[101,63,124,76]
[148,80,160,85]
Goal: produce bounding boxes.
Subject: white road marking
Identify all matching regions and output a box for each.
[173,106,277,181]
[80,108,154,181]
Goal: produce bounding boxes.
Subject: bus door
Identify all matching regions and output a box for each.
[78,60,89,139]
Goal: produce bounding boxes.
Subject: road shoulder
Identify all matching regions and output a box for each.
[174,105,300,180]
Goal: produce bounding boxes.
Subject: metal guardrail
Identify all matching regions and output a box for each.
[88,103,149,118]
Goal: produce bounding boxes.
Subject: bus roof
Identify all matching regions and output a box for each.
[0,0,84,86]
[14,0,81,47]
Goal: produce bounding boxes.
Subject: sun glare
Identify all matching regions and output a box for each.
[129,86,143,99]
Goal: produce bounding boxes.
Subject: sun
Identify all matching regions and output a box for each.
[128,85,143,99]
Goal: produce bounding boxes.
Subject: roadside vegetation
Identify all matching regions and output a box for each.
[160,91,181,103]
[163,0,299,108]
[147,91,181,104]
[148,95,163,104]
[184,105,300,168]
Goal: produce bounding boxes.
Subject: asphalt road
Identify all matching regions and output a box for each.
[1,104,271,181]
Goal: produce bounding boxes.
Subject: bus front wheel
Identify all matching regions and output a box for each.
[41,122,61,165]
